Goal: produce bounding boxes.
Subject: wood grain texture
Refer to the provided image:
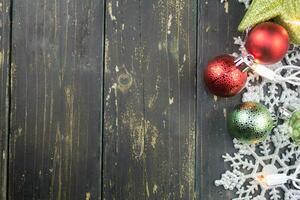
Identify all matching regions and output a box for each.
[103,0,145,199]
[196,1,245,199]
[0,0,11,199]
[9,0,104,199]
[3,0,251,199]
[141,0,196,199]
[103,0,196,199]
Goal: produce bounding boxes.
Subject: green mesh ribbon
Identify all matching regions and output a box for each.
[239,0,300,44]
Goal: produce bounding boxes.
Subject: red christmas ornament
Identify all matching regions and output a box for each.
[245,22,289,64]
[203,54,248,97]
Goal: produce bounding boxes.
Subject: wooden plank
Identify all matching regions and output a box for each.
[103,0,145,199]
[141,0,196,199]
[9,0,104,199]
[0,0,11,199]
[103,0,196,199]
[196,1,245,199]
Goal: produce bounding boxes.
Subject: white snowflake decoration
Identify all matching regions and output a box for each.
[215,125,300,200]
[215,36,300,199]
[286,45,300,65]
[217,0,300,199]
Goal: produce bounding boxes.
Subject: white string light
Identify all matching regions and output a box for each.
[235,55,300,86]
[253,64,300,86]
[286,20,300,26]
[259,163,300,189]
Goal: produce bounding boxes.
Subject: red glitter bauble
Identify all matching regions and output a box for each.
[245,22,289,64]
[203,54,247,97]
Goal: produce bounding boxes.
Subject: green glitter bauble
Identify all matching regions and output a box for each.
[288,111,300,145]
[227,102,274,144]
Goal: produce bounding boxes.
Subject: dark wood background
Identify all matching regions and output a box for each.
[0,0,246,199]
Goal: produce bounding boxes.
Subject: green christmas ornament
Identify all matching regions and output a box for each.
[289,111,300,144]
[227,102,274,144]
[238,0,300,44]
[280,106,300,145]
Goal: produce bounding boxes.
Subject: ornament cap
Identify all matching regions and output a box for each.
[234,54,254,72]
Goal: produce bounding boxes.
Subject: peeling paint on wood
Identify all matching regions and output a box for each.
[0,0,248,199]
[9,0,104,199]
[103,0,147,198]
[103,0,196,199]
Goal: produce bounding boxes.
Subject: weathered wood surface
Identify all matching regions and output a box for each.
[0,0,11,199]
[9,0,104,199]
[0,0,249,199]
[103,0,196,199]
[196,1,245,199]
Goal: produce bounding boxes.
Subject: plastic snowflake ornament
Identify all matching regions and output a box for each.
[215,39,300,199]
[215,126,300,199]
[286,45,300,65]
